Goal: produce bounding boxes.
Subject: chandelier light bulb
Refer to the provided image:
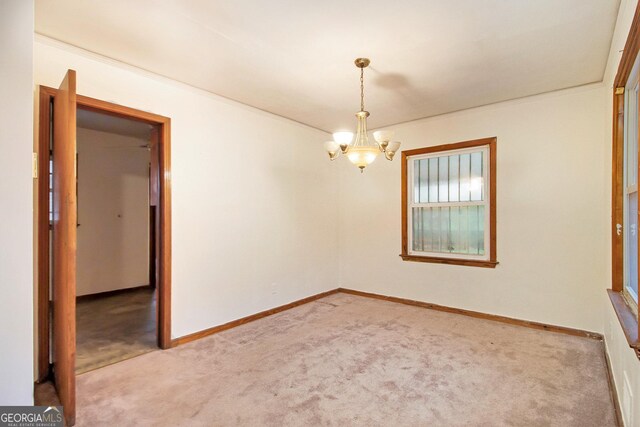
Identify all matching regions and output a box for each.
[323,140,340,160]
[373,130,395,151]
[384,141,402,160]
[332,131,354,153]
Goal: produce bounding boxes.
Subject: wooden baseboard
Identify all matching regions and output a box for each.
[603,343,625,427]
[337,288,603,340]
[76,285,152,303]
[172,287,603,349]
[171,289,340,346]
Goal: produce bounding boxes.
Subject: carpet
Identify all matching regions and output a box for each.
[76,293,616,426]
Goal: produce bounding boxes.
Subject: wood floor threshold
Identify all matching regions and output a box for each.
[337,288,604,340]
[171,289,340,346]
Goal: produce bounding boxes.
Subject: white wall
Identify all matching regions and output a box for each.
[602,1,640,425]
[29,7,638,421]
[0,0,34,405]
[76,128,150,296]
[605,302,640,426]
[339,83,608,334]
[34,37,339,339]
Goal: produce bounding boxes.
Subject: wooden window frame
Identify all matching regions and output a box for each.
[611,1,640,357]
[400,137,498,268]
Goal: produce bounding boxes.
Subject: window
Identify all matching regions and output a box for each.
[401,137,497,268]
[623,57,640,314]
[610,2,640,355]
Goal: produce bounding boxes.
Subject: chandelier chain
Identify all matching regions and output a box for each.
[360,67,365,112]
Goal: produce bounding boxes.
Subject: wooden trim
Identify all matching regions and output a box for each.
[172,289,341,346]
[338,288,603,340]
[612,92,624,292]
[401,137,496,158]
[608,290,640,353]
[149,206,156,289]
[75,285,153,303]
[40,86,169,126]
[399,254,497,268]
[603,343,625,427]
[172,287,606,350]
[37,88,51,383]
[400,137,498,267]
[36,86,173,382]
[158,119,172,349]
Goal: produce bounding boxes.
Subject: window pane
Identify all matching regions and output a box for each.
[627,191,639,301]
[412,205,485,255]
[459,153,470,202]
[421,159,429,203]
[470,151,484,201]
[448,155,459,202]
[438,156,448,202]
[413,159,420,203]
[624,75,639,304]
[428,158,438,203]
[627,82,638,186]
[412,205,422,251]
[412,151,486,205]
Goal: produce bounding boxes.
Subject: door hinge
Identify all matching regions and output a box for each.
[32,153,38,179]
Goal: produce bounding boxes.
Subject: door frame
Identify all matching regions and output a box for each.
[37,86,172,381]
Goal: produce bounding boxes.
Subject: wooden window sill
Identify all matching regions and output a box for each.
[607,289,640,359]
[400,254,498,268]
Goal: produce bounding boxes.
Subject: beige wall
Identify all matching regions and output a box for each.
[25,4,640,421]
[0,0,34,405]
[34,36,340,339]
[76,128,150,296]
[339,83,608,333]
[602,0,640,425]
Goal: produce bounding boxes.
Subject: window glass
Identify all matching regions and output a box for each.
[624,74,640,305]
[408,146,489,260]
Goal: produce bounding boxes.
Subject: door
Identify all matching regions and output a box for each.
[52,69,77,426]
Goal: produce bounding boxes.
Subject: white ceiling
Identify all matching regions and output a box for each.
[36,0,620,132]
[77,108,152,140]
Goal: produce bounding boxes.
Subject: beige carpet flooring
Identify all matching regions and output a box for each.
[76,287,157,374]
[76,293,616,426]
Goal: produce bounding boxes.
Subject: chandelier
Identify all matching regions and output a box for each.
[324,58,401,172]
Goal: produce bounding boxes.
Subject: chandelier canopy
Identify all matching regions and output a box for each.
[324,58,401,172]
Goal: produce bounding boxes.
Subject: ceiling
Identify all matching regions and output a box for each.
[36,0,620,132]
[77,108,152,140]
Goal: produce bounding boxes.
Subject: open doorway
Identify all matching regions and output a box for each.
[74,109,156,373]
[36,74,172,425]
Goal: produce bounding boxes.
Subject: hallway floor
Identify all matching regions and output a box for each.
[76,287,157,374]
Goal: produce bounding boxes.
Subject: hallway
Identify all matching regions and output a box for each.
[76,287,156,374]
